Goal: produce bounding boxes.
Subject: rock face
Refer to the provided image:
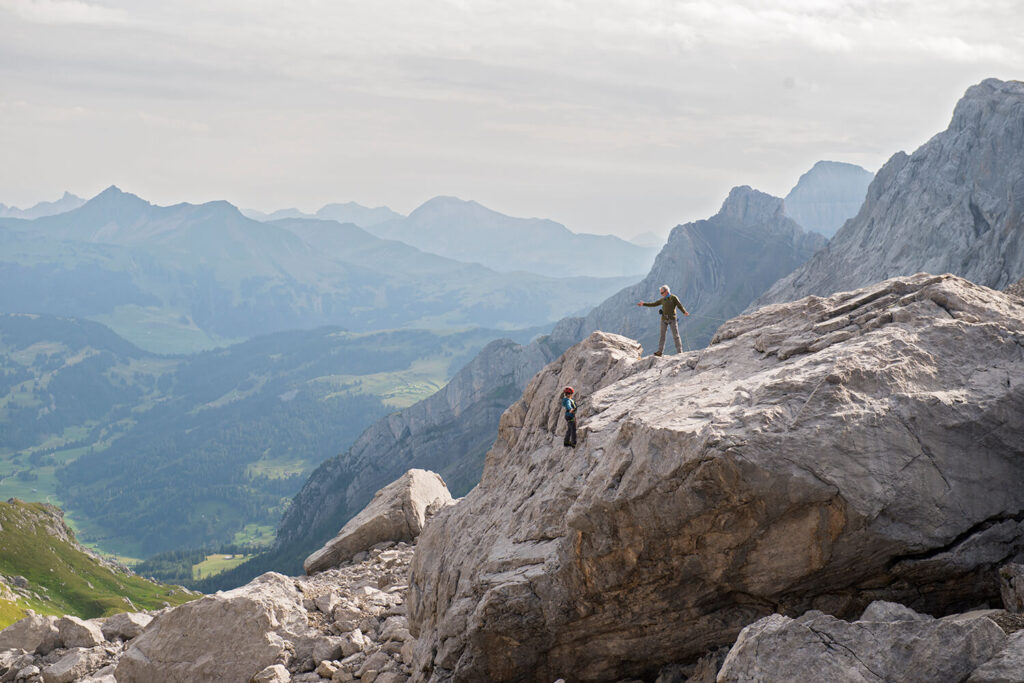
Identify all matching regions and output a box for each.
[554,185,827,354]
[758,78,1024,307]
[717,610,1006,682]
[408,273,1024,682]
[305,469,454,575]
[783,160,874,238]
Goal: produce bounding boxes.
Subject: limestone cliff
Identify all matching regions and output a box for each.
[758,78,1024,307]
[408,273,1024,682]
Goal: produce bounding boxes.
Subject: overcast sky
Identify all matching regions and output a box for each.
[1,0,1021,238]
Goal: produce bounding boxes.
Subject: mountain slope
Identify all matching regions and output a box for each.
[758,78,1024,307]
[0,498,192,628]
[210,184,827,588]
[368,196,657,278]
[783,160,874,238]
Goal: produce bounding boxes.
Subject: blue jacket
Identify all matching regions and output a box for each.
[562,396,576,418]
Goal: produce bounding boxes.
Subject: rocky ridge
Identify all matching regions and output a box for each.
[757,78,1024,307]
[408,273,1024,681]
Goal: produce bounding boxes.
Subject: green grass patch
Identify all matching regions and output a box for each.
[192,554,254,580]
[233,524,275,548]
[89,305,243,355]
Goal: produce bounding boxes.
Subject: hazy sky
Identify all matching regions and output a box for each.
[1,0,1021,238]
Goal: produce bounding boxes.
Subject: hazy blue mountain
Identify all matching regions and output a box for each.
[242,202,403,228]
[0,312,536,556]
[629,230,670,248]
[783,161,874,237]
[366,196,658,278]
[0,187,632,351]
[0,192,85,219]
[315,202,403,227]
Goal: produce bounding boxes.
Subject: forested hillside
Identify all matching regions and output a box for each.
[0,313,534,557]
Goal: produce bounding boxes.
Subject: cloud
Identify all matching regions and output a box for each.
[0,0,130,26]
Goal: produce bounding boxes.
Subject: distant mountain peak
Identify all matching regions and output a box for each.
[718,185,786,225]
[783,160,874,238]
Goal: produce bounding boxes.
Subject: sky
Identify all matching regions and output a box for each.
[1,0,1021,238]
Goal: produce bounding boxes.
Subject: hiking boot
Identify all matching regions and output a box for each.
[653,351,663,357]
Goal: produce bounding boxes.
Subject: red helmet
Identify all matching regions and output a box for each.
[563,386,574,395]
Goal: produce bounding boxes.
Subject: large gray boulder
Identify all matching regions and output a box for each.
[115,572,317,683]
[968,630,1024,682]
[408,273,1024,682]
[0,613,60,656]
[304,469,454,575]
[716,611,1006,682]
[757,78,1024,307]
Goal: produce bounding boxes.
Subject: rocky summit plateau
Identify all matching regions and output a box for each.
[408,273,1024,681]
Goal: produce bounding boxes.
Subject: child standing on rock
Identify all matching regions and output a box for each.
[561,387,577,448]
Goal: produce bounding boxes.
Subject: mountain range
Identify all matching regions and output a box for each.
[0,188,632,352]
[242,201,403,227]
[0,192,85,220]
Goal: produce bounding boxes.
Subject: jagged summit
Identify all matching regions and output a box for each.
[758,77,1024,307]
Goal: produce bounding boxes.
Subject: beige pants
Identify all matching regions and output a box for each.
[659,317,683,354]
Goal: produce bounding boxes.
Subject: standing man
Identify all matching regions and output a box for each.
[637,285,689,356]
[561,386,577,448]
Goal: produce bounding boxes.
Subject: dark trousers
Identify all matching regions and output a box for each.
[564,415,577,446]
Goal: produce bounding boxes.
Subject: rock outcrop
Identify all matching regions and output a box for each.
[717,609,1007,682]
[783,160,874,238]
[758,78,1024,307]
[305,469,454,575]
[408,273,1024,681]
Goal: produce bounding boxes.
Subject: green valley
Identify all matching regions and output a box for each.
[0,313,538,558]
